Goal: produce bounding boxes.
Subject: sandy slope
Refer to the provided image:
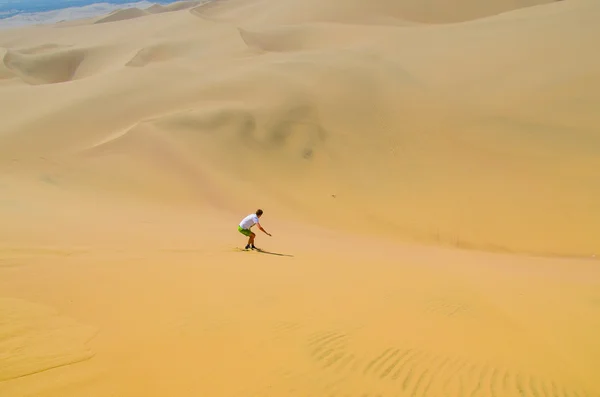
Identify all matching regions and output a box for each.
[1,0,599,396]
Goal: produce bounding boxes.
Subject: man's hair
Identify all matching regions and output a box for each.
[256,209,263,216]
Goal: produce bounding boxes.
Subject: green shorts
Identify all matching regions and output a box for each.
[238,225,253,236]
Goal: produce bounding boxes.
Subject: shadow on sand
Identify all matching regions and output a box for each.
[234,247,294,257]
[254,248,294,257]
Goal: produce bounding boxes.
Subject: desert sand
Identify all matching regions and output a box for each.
[1,0,600,396]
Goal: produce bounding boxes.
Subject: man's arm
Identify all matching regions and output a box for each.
[257,222,271,236]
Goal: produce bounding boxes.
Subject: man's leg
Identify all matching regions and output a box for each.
[244,232,255,250]
[239,226,253,249]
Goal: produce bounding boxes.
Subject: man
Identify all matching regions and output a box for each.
[238,209,271,250]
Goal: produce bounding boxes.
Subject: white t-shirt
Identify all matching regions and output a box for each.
[239,214,259,230]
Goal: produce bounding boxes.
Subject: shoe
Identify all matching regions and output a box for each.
[245,244,251,250]
[251,245,258,250]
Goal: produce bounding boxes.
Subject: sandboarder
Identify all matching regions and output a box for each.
[238,209,271,250]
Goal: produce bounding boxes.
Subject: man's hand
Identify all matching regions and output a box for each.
[258,224,271,236]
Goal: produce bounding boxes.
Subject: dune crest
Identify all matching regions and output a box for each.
[16,43,72,55]
[236,24,408,52]
[146,4,167,13]
[126,41,193,67]
[94,7,150,24]
[191,0,555,25]
[162,1,204,12]
[93,0,203,23]
[147,1,201,14]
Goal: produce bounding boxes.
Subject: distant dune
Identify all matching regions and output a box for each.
[191,0,555,24]
[146,4,167,13]
[93,1,204,24]
[0,1,599,397]
[146,1,200,14]
[161,1,203,12]
[94,7,151,23]
[0,1,157,29]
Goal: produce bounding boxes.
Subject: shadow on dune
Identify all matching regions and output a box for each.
[255,248,294,257]
[233,247,294,257]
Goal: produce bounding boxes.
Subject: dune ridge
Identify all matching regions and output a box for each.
[190,0,556,25]
[1,1,599,397]
[94,7,151,23]
[92,1,206,24]
[146,1,203,14]
[159,1,204,13]
[125,40,194,66]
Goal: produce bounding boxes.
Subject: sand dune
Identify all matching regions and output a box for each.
[0,45,132,84]
[93,0,201,23]
[146,4,167,13]
[236,23,410,52]
[0,0,598,251]
[94,7,151,24]
[15,43,72,55]
[0,47,16,79]
[147,1,201,14]
[191,0,555,25]
[162,1,205,12]
[1,0,599,396]
[126,41,194,66]
[3,47,86,84]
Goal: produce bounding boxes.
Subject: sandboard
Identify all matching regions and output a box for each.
[232,247,263,253]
